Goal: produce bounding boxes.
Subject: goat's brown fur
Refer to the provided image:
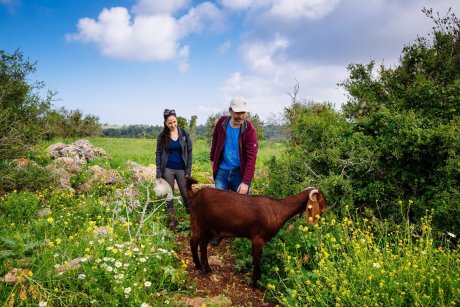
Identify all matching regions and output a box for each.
[186,177,328,287]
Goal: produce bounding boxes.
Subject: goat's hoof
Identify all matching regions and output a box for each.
[203,267,212,274]
[195,264,202,270]
[210,235,223,246]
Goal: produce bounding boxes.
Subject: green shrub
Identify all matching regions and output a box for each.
[0,160,58,195]
[0,190,40,222]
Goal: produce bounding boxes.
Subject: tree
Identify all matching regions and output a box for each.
[0,49,53,160]
[267,8,460,233]
[42,107,101,138]
[188,115,197,142]
[177,116,188,128]
[338,8,460,232]
[205,112,227,140]
[246,113,265,140]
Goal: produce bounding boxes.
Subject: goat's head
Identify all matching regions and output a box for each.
[305,188,328,225]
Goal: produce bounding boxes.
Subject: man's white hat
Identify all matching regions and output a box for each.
[229,96,249,112]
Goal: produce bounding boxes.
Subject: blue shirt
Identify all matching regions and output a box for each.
[166,139,185,170]
[219,122,240,170]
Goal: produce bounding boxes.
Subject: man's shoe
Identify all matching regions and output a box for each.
[210,235,222,246]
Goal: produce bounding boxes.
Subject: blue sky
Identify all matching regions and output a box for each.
[1,0,458,125]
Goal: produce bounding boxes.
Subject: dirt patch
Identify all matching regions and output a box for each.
[175,233,275,307]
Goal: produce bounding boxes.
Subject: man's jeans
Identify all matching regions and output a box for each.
[214,168,250,194]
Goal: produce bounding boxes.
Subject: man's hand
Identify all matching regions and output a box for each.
[237,182,249,194]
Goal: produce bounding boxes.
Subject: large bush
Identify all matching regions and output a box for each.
[266,9,460,234]
[0,49,53,160]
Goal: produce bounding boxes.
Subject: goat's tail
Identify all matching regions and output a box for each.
[185,176,198,199]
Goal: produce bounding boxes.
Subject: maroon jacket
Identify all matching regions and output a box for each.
[210,116,258,184]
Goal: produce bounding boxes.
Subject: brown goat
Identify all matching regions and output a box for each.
[186,177,328,287]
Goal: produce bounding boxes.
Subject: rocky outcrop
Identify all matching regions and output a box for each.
[127,160,156,183]
[78,165,123,193]
[47,139,108,162]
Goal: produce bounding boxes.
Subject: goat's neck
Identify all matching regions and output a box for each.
[274,190,309,226]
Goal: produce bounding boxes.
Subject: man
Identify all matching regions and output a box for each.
[209,96,258,245]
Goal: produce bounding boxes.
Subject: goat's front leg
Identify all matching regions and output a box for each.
[199,237,211,273]
[251,239,264,287]
[190,236,202,270]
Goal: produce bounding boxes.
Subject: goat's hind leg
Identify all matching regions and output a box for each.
[190,236,202,270]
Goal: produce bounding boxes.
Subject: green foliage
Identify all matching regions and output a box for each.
[339,8,460,232]
[188,115,197,143]
[0,190,40,222]
[101,124,163,138]
[266,9,460,234]
[0,49,53,160]
[176,116,188,128]
[205,111,226,139]
[43,107,102,139]
[0,160,57,194]
[266,102,355,214]
[247,112,265,140]
[261,210,459,306]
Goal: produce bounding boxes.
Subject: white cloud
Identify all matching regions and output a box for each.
[177,45,190,72]
[220,0,339,20]
[66,7,180,61]
[240,33,289,74]
[269,0,340,20]
[132,0,190,15]
[66,1,224,69]
[220,0,264,10]
[219,59,348,120]
[178,2,225,35]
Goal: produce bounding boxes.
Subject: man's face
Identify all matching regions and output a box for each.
[230,109,247,126]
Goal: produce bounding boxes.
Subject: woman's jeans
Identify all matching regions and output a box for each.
[162,168,190,211]
[214,168,250,194]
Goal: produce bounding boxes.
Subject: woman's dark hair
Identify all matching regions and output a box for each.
[158,110,177,147]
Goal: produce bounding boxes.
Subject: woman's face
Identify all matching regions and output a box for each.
[165,115,177,131]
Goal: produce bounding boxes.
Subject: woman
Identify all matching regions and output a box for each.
[156,109,193,230]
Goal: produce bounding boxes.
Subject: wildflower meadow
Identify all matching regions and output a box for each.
[0,138,459,306]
